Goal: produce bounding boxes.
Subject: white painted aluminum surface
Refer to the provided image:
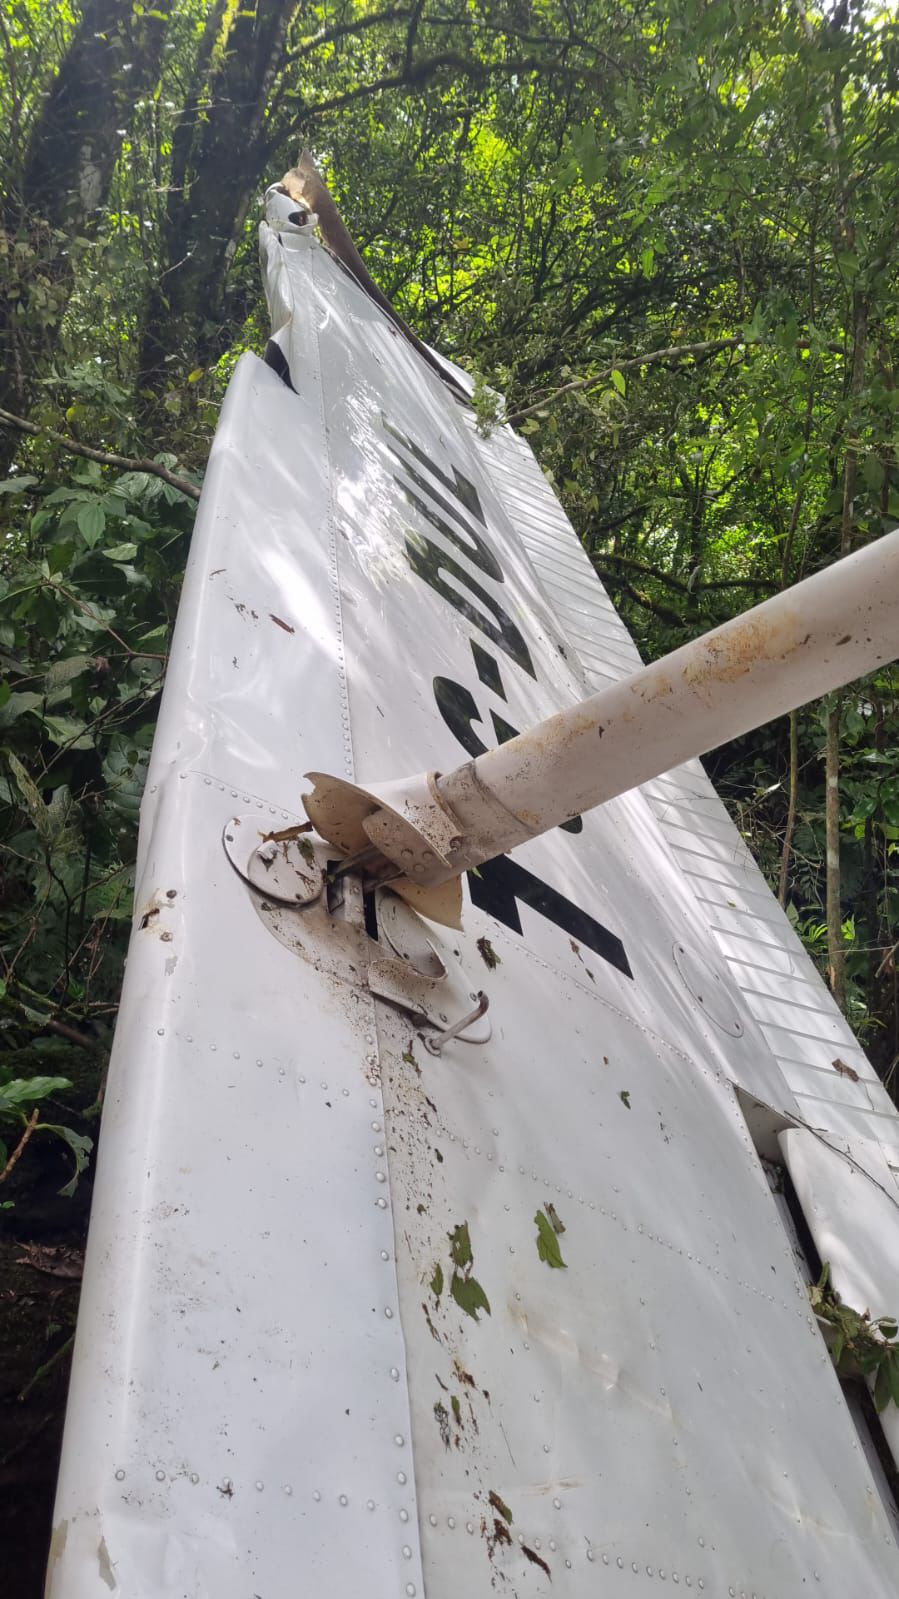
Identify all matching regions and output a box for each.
[48,211,899,1596]
[468,419,899,1167]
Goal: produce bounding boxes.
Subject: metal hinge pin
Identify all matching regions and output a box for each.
[422,992,489,1055]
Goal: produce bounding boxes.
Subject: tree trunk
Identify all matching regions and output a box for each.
[778,709,799,907]
[823,292,867,1009]
[824,698,845,1006]
[0,0,173,474]
[137,0,299,396]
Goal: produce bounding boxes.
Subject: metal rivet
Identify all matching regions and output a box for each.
[283,1484,292,1495]
[403,1545,412,1558]
[367,1499,376,1511]
[390,1367,400,1381]
[385,1307,393,1318]
[400,1509,409,1523]
[617,1558,624,1569]
[466,1522,474,1534]
[255,1480,264,1491]
[232,1051,240,1060]
[189,1473,199,1485]
[553,1498,561,1509]
[406,1586,416,1597]
[115,1469,125,1481]
[376,1172,387,1183]
[313,1490,321,1502]
[339,1494,348,1506]
[394,1434,405,1447]
[428,1514,438,1526]
[550,1541,557,1552]
[448,1516,455,1528]
[376,1198,387,1208]
[155,1470,166,1482]
[587,1549,594,1562]
[397,1472,407,1484]
[156,1028,165,1037]
[372,1121,382,1131]
[381,1250,389,1261]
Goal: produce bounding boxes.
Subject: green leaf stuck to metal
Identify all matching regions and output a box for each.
[535,1207,567,1269]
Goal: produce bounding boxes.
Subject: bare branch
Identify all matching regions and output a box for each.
[0,1108,40,1186]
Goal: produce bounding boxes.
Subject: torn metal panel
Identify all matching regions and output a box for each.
[780,1127,899,1473]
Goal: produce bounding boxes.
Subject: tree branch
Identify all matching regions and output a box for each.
[0,408,201,500]
[0,1108,39,1185]
[302,50,602,121]
[596,550,778,595]
[288,6,412,62]
[595,571,688,628]
[506,336,845,426]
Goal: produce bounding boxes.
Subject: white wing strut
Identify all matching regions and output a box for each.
[305,528,899,918]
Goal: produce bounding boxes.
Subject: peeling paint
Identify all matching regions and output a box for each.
[97,1535,116,1590]
[46,1520,68,1587]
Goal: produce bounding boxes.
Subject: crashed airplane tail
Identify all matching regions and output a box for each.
[46,170,899,1597]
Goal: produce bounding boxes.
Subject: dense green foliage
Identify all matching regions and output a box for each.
[2,0,899,1176]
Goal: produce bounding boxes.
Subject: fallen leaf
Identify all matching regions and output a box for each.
[15,1242,84,1279]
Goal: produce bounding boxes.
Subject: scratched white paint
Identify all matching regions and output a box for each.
[47,195,899,1596]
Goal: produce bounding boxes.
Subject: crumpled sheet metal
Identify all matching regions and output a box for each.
[47,223,899,1595]
[780,1127,899,1475]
